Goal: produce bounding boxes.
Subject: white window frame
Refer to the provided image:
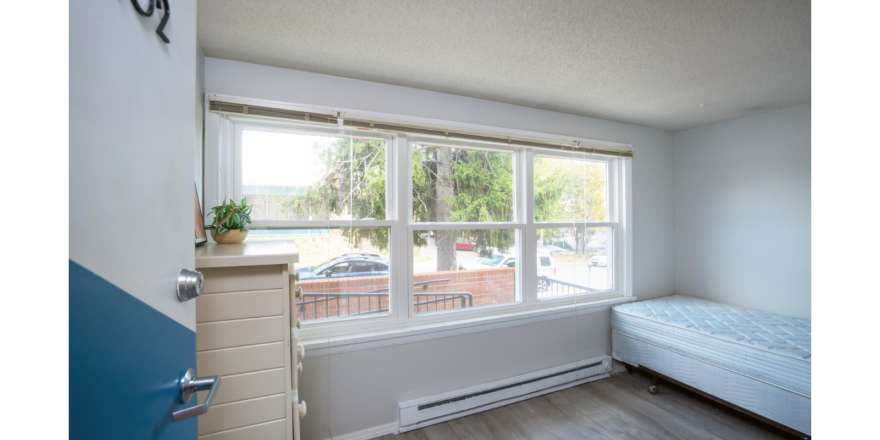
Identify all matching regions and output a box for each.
[221,116,403,334]
[210,113,632,340]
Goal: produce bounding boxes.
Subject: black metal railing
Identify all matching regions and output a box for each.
[297,277,474,321]
[537,276,598,299]
[298,292,391,321]
[298,291,474,320]
[414,292,473,313]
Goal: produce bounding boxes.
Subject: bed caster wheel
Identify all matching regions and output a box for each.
[648,385,659,395]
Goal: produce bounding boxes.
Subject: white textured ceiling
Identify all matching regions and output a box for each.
[197,0,810,132]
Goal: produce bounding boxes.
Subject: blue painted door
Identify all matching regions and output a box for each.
[70,262,197,439]
[70,2,200,439]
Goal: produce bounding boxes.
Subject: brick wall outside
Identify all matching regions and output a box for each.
[295,268,515,321]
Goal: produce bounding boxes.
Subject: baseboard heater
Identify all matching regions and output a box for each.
[398,355,613,432]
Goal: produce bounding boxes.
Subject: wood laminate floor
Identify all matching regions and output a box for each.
[376,370,800,440]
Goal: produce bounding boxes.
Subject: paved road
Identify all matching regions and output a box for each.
[553,265,610,291]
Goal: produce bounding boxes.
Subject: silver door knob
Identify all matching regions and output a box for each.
[177,269,204,302]
[172,368,221,422]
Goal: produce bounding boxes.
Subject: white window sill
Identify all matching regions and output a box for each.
[298,295,636,357]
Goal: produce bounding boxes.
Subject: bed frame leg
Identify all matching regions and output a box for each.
[648,375,660,394]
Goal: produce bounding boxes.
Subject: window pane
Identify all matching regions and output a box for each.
[534,156,607,222]
[412,144,513,223]
[536,227,611,298]
[413,229,518,314]
[242,130,386,221]
[272,227,392,323]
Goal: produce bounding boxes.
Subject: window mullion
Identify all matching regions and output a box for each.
[396,135,412,323]
[523,149,536,305]
[618,158,632,297]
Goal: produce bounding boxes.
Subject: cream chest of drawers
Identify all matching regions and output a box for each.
[195,242,306,440]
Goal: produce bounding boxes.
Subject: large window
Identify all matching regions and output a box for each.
[217,117,629,335]
[533,154,613,299]
[238,127,392,324]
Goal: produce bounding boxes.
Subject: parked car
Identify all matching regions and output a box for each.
[455,238,477,251]
[591,251,607,267]
[537,254,555,291]
[295,253,389,280]
[459,251,556,290]
[459,252,513,270]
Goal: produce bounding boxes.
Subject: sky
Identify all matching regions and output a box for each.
[242,130,339,187]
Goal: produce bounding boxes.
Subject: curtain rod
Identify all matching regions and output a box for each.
[208,100,633,158]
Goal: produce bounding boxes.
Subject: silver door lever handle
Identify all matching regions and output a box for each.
[172,368,221,422]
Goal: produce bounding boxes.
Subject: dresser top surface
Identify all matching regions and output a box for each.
[195,241,299,268]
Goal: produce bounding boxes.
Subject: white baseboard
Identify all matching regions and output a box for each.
[326,421,399,440]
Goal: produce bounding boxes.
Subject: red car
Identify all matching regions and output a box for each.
[455,238,477,251]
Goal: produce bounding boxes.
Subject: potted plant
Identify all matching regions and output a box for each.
[209,198,253,244]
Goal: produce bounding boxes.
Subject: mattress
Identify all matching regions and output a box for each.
[612,295,811,398]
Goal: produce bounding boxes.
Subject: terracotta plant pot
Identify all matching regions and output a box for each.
[211,228,248,244]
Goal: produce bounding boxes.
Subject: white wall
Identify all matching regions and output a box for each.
[204,58,675,438]
[674,104,811,319]
[70,1,198,329]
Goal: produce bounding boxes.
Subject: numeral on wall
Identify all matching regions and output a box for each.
[131,0,171,43]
